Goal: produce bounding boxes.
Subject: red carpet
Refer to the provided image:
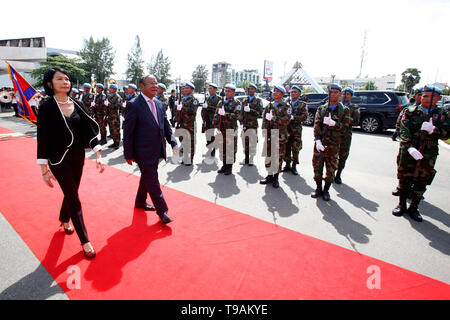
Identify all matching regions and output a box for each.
[0,125,449,299]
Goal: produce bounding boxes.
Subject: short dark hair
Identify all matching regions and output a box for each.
[43,67,72,96]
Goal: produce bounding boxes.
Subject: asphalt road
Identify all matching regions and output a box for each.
[0,109,449,299]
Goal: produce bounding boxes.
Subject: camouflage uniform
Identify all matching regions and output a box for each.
[262,100,291,173]
[312,102,350,184]
[94,92,108,142]
[156,93,169,112]
[240,95,262,163]
[337,103,360,172]
[81,91,95,117]
[122,92,137,116]
[213,97,241,166]
[202,94,221,155]
[396,105,450,203]
[106,92,122,146]
[176,94,199,162]
[285,99,308,166]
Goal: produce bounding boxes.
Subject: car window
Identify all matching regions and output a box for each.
[352,94,366,104]
[366,92,389,104]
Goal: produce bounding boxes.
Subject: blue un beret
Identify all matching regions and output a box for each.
[158,83,167,90]
[248,83,257,90]
[83,83,92,89]
[415,87,424,94]
[273,85,286,94]
[328,83,342,92]
[343,87,354,95]
[225,83,236,91]
[290,85,302,93]
[109,84,118,90]
[96,83,104,89]
[71,88,79,94]
[208,83,218,89]
[423,85,442,95]
[184,81,195,90]
[128,84,137,90]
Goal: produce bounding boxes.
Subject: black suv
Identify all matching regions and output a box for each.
[302,90,409,133]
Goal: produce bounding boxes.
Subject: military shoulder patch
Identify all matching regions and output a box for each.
[193,100,198,106]
[287,107,292,115]
[236,105,242,111]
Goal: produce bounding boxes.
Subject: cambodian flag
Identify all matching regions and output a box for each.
[7,61,38,126]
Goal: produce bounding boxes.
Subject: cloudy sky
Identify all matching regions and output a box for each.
[2,0,449,87]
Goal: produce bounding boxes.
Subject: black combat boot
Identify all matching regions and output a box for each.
[224,164,233,175]
[322,182,331,201]
[282,161,291,172]
[100,136,107,145]
[311,180,323,198]
[291,162,298,175]
[408,195,423,222]
[272,173,280,188]
[218,163,226,173]
[260,175,274,185]
[240,154,249,165]
[334,169,343,184]
[248,156,254,167]
[392,187,400,196]
[109,141,120,150]
[392,193,407,217]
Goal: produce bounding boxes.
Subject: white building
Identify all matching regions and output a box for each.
[312,74,396,91]
[212,62,261,88]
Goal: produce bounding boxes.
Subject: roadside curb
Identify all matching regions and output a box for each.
[439,139,450,151]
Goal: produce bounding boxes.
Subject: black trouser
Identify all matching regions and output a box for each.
[49,141,89,244]
[136,162,169,216]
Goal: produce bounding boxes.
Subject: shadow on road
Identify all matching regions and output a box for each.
[316,199,372,253]
[236,165,264,186]
[282,173,315,205]
[333,183,379,220]
[262,185,299,224]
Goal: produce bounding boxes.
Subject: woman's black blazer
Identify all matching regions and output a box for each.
[37,96,101,166]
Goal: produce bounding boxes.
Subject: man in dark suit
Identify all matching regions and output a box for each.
[123,75,179,224]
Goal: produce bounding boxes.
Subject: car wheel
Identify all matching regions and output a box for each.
[361,115,382,133]
[303,111,315,126]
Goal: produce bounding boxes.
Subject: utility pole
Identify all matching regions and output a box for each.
[358,29,368,79]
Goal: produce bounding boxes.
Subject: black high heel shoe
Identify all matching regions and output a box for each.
[60,223,74,235]
[82,243,96,259]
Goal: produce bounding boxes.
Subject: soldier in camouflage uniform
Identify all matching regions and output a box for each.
[335,87,361,184]
[81,83,95,117]
[176,81,199,165]
[105,84,122,149]
[283,85,308,175]
[93,83,108,145]
[392,85,450,222]
[392,87,423,196]
[311,84,350,201]
[121,84,138,116]
[213,84,241,175]
[201,83,221,157]
[240,83,262,166]
[259,85,291,188]
[156,83,169,113]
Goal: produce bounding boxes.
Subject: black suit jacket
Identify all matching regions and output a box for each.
[123,94,177,165]
[37,97,101,165]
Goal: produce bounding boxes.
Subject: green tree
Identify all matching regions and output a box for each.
[148,49,172,86]
[395,84,406,92]
[236,80,250,90]
[79,36,115,85]
[31,56,90,88]
[401,68,421,94]
[191,65,209,93]
[363,81,377,90]
[125,35,144,86]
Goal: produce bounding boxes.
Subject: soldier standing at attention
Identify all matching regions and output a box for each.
[283,85,307,175]
[214,84,241,175]
[168,89,177,126]
[259,85,291,188]
[106,84,122,149]
[392,85,450,222]
[335,87,360,184]
[311,84,350,201]
[121,84,138,117]
[201,83,221,157]
[177,82,199,166]
[81,83,94,117]
[156,83,169,113]
[93,83,108,145]
[240,83,262,166]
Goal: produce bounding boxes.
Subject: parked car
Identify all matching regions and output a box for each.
[437,95,450,110]
[303,93,328,103]
[302,90,409,134]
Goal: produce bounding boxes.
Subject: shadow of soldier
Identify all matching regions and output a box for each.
[0,231,83,300]
[333,183,379,219]
[405,201,450,256]
[316,199,372,253]
[164,162,194,183]
[282,174,315,205]
[207,173,240,203]
[84,209,172,292]
[194,157,219,174]
[236,165,264,186]
[261,185,299,224]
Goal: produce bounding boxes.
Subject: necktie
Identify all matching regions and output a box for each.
[149,98,159,126]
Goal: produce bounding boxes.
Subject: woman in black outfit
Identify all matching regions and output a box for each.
[37,67,105,259]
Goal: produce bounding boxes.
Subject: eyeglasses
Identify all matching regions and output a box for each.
[143,82,158,87]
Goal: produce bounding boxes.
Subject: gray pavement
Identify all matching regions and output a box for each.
[1,109,449,299]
